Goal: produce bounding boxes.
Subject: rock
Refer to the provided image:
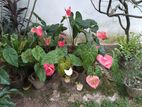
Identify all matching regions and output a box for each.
[107,93,119,102]
[49,90,60,101]
[68,93,82,102]
[83,94,94,102]
[93,92,105,104]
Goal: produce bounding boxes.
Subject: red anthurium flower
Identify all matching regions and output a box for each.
[96,32,107,40]
[31,26,43,37]
[65,6,71,17]
[86,75,100,89]
[58,41,65,47]
[43,64,55,76]
[44,38,51,46]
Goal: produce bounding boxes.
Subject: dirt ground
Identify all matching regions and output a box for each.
[12,73,121,107]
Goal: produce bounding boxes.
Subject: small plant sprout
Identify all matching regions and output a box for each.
[76,82,83,91]
[64,76,71,83]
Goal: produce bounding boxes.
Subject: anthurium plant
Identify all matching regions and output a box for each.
[61,7,99,46]
[30,12,67,48]
[21,43,82,81]
[0,7,114,91]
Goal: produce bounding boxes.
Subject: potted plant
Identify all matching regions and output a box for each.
[61,8,99,53]
[40,45,82,88]
[21,45,50,89]
[124,74,142,97]
[57,55,81,88]
[0,34,36,88]
[96,32,119,52]
[124,59,142,97]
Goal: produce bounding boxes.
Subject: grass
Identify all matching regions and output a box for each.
[69,98,128,107]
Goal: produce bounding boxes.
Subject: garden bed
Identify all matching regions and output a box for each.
[12,72,142,107]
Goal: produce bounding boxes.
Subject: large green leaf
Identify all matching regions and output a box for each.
[0,88,18,107]
[77,19,99,33]
[2,47,18,67]
[34,63,46,82]
[41,48,66,64]
[0,68,10,85]
[21,49,35,63]
[32,46,46,62]
[83,19,99,32]
[69,54,82,66]
[0,95,15,107]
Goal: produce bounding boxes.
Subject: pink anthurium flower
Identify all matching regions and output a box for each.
[59,33,66,39]
[97,54,113,69]
[96,45,100,49]
[96,32,107,40]
[43,64,55,76]
[65,6,71,17]
[44,38,51,46]
[86,75,100,89]
[58,41,65,47]
[31,26,43,37]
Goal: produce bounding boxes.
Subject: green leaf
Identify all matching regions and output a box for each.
[0,95,15,107]
[32,46,46,62]
[95,67,102,78]
[18,39,28,52]
[75,43,98,70]
[98,46,106,55]
[21,49,35,63]
[0,68,10,85]
[33,12,47,27]
[69,54,82,66]
[58,63,67,75]
[87,65,95,75]
[77,19,99,33]
[34,63,46,82]
[75,11,82,21]
[84,19,99,32]
[0,87,19,107]
[42,48,65,64]
[2,47,18,67]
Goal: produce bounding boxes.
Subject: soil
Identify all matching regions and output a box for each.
[12,73,119,107]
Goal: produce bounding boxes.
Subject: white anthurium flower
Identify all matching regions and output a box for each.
[64,67,73,76]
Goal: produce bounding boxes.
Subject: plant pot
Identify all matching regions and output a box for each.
[61,71,79,88]
[28,72,45,89]
[124,77,142,97]
[101,43,119,52]
[10,73,24,89]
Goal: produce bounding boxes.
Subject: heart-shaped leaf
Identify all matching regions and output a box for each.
[32,46,46,62]
[2,47,18,67]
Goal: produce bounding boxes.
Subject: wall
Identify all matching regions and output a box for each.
[21,0,142,35]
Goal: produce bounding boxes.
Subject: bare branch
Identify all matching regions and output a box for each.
[117,16,126,30]
[90,0,142,18]
[131,0,142,4]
